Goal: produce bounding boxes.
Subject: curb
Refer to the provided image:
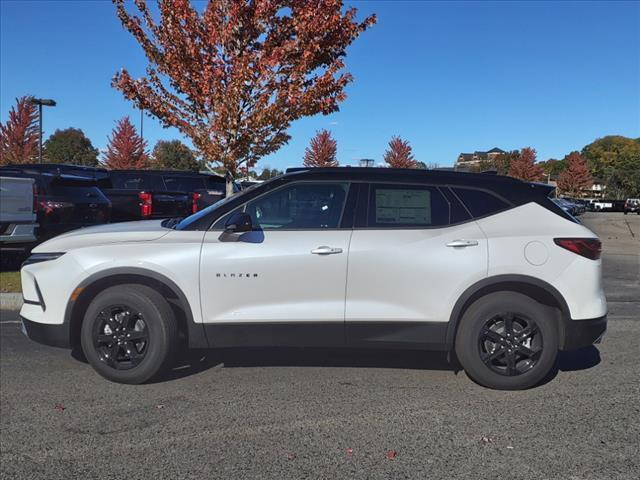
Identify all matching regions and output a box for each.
[0,293,23,311]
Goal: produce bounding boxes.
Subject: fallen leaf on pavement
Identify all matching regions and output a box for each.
[346,448,353,455]
[385,450,397,460]
[287,452,297,460]
[54,404,65,412]
[481,436,493,444]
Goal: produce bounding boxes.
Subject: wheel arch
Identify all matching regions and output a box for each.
[65,267,208,350]
[446,274,571,348]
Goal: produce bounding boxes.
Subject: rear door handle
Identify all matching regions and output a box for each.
[311,246,343,255]
[446,239,479,248]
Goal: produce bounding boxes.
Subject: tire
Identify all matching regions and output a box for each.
[454,292,558,390]
[80,284,178,384]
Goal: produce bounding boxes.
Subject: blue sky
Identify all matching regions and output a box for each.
[1,0,639,171]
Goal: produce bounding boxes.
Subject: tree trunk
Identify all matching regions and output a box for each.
[225,169,235,197]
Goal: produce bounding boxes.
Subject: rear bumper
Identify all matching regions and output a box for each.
[20,316,70,348]
[0,223,38,245]
[560,315,607,351]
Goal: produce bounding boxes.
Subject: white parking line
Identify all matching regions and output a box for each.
[0,321,22,324]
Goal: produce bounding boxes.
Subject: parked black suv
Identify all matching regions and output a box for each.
[0,166,111,242]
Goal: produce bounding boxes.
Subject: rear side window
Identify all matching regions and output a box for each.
[452,187,511,218]
[110,173,163,191]
[368,184,449,227]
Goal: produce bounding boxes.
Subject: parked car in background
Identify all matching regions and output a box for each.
[565,198,587,215]
[0,175,38,252]
[624,198,640,214]
[0,166,111,242]
[105,171,192,222]
[552,198,579,217]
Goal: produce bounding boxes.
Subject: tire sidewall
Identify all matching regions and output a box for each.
[455,292,559,390]
[80,285,175,384]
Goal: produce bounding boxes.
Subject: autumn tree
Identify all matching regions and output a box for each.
[257,167,284,180]
[582,135,640,198]
[112,0,376,195]
[104,117,149,170]
[44,128,99,166]
[0,96,39,165]
[303,129,338,167]
[556,151,593,197]
[151,140,200,171]
[508,147,544,181]
[384,136,416,169]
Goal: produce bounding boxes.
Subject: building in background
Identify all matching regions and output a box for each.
[455,147,505,170]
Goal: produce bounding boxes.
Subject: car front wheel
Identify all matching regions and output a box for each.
[80,284,178,384]
[455,292,559,390]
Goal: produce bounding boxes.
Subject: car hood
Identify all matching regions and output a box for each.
[32,220,172,252]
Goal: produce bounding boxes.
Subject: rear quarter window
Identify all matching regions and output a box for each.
[451,187,511,218]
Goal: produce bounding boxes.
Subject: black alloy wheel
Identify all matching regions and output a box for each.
[478,313,542,376]
[93,305,149,370]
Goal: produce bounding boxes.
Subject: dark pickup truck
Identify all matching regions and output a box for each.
[3,164,232,223]
[105,170,192,222]
[0,166,111,242]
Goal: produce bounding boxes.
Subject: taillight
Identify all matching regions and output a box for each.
[192,192,202,214]
[38,200,73,215]
[554,238,602,260]
[139,191,153,218]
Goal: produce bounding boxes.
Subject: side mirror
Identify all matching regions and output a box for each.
[224,211,252,234]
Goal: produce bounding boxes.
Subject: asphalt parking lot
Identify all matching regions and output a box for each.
[1,213,639,480]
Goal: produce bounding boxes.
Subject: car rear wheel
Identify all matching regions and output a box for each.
[455,292,558,390]
[80,284,178,384]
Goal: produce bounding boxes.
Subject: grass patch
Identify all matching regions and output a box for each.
[0,271,21,293]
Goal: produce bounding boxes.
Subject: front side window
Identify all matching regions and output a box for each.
[245,182,349,230]
[368,184,449,227]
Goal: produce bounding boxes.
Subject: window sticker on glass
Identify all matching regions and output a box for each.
[375,189,431,224]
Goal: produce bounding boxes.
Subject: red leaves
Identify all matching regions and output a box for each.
[104,117,149,170]
[508,147,544,182]
[384,136,417,169]
[112,0,376,176]
[303,129,338,167]
[54,403,66,412]
[0,96,39,166]
[385,450,397,460]
[557,151,593,196]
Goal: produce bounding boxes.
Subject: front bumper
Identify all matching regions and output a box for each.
[560,315,607,351]
[21,317,71,348]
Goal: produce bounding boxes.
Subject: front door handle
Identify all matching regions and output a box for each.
[446,239,479,248]
[311,246,343,255]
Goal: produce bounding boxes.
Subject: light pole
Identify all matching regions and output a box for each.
[29,98,56,163]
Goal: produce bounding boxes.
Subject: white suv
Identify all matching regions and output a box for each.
[20,168,607,389]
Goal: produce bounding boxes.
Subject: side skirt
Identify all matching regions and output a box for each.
[202,322,449,350]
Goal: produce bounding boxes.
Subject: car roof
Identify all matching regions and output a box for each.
[281,167,554,205]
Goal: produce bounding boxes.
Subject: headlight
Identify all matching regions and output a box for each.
[22,252,65,267]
